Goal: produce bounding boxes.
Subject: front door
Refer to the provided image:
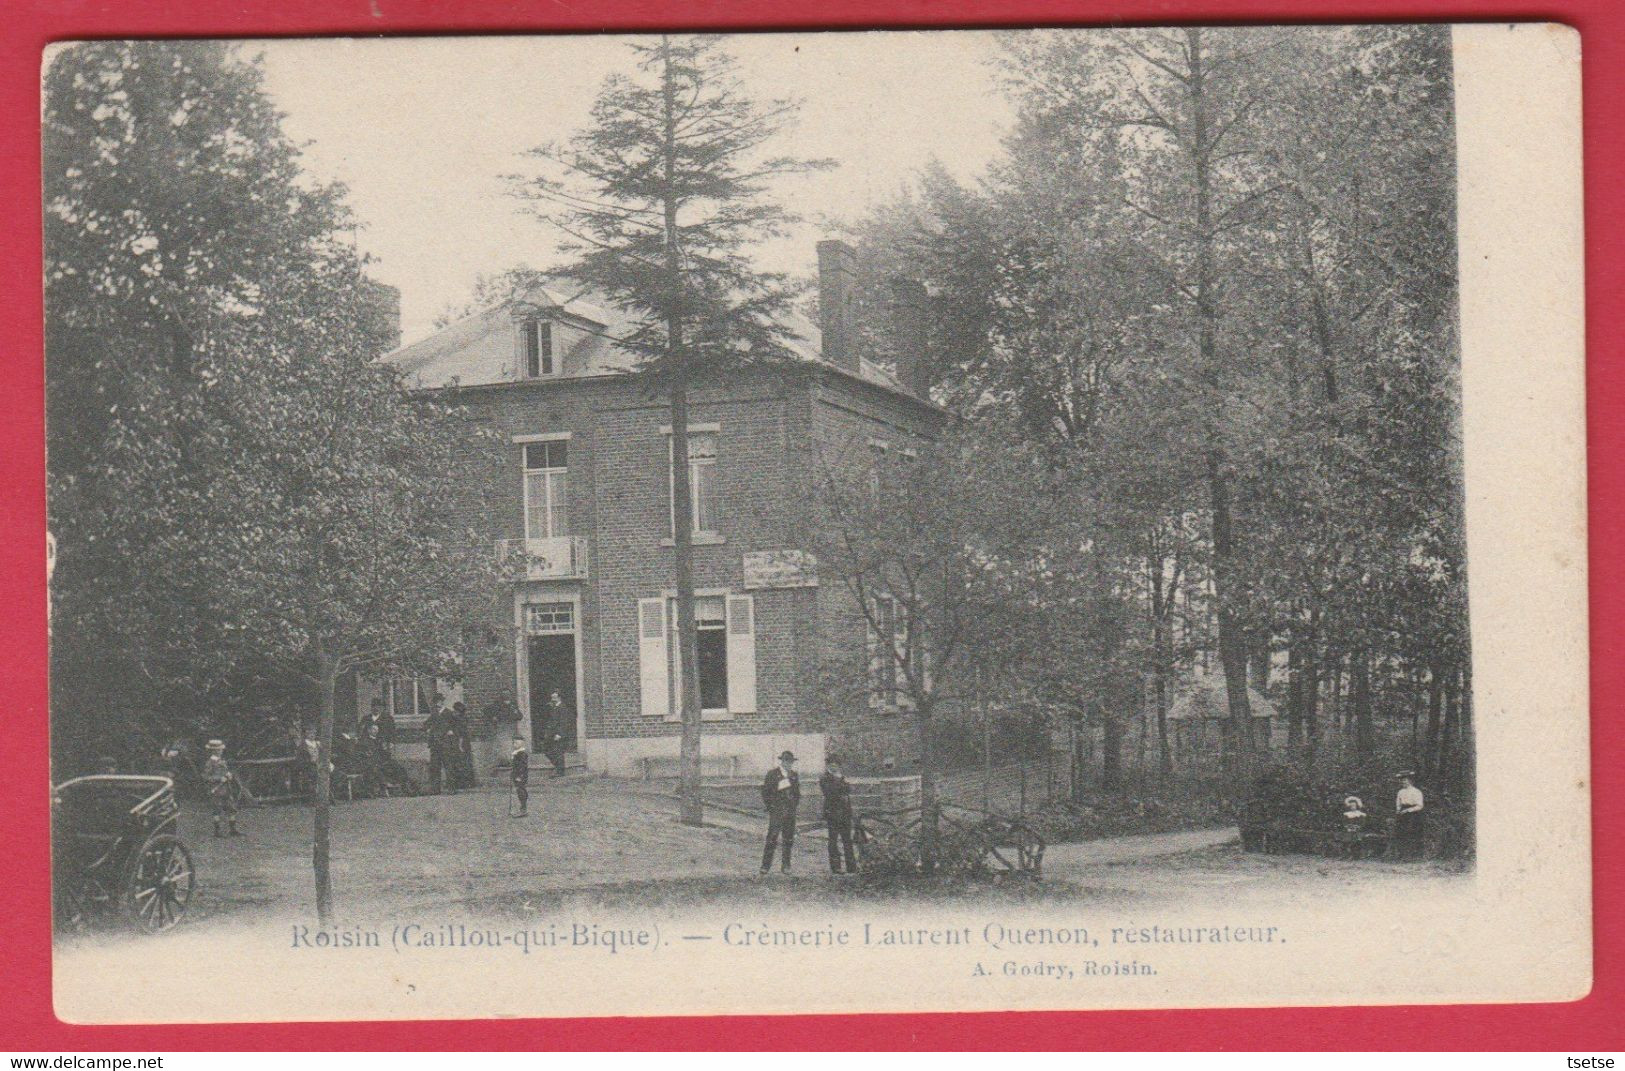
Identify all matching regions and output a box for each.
[527,632,578,750]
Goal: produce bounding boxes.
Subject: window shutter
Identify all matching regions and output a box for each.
[666,606,682,722]
[638,598,669,719]
[726,594,757,714]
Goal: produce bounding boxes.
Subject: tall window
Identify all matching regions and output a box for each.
[869,594,919,710]
[669,432,718,536]
[523,319,554,378]
[523,440,568,539]
[671,595,729,712]
[386,675,460,728]
[873,595,898,700]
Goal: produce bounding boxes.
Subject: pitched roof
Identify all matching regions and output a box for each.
[1167,669,1277,721]
[383,278,910,396]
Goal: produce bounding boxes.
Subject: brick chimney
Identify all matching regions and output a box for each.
[888,275,931,399]
[817,239,860,375]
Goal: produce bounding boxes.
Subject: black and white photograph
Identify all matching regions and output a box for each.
[42,24,1588,1021]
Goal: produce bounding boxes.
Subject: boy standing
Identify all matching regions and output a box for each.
[510,736,530,818]
[203,739,241,838]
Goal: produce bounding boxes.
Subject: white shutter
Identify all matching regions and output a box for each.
[638,598,669,718]
[666,605,682,722]
[726,594,757,714]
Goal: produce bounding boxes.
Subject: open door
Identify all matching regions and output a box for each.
[527,632,578,750]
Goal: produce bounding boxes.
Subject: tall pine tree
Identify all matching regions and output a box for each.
[513,35,829,823]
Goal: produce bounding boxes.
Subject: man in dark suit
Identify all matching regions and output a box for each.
[760,750,801,874]
[820,755,859,875]
[448,701,476,789]
[365,698,396,757]
[542,690,571,776]
[424,703,457,794]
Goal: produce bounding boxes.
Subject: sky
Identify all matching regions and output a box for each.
[255,32,1017,344]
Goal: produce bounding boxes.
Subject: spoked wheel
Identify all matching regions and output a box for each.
[122,833,194,933]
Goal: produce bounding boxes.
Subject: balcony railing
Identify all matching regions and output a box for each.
[496,536,590,580]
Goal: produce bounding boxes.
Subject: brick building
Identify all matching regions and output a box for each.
[367,241,941,777]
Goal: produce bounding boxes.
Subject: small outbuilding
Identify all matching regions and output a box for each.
[1167,669,1276,753]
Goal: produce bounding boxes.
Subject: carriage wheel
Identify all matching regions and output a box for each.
[121,833,194,933]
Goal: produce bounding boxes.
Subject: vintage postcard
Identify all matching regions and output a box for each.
[43,22,1588,1022]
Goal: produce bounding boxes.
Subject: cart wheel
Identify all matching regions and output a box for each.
[122,833,194,933]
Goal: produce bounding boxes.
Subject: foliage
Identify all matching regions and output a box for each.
[44,41,505,919]
[836,27,1468,812]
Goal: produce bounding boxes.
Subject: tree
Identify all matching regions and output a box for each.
[844,26,1466,795]
[219,254,504,922]
[512,34,830,824]
[45,40,390,765]
[44,41,503,920]
[812,431,1053,870]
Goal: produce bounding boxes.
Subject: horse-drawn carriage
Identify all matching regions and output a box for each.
[52,775,195,933]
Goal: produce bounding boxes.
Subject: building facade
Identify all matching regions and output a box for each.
[376,241,941,776]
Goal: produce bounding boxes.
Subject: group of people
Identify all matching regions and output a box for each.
[421,700,477,794]
[1340,772,1428,859]
[348,709,421,798]
[758,751,861,876]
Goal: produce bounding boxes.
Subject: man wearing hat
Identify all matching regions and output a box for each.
[202,739,242,838]
[820,755,859,875]
[760,750,802,874]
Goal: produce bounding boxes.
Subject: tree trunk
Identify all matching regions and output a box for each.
[918,698,938,873]
[1286,630,1304,748]
[1250,636,1271,695]
[1352,647,1374,754]
[1303,641,1320,768]
[312,642,339,924]
[1438,666,1459,789]
[1150,562,1173,777]
[1210,452,1256,763]
[1457,660,1475,794]
[1187,29,1255,772]
[1102,708,1124,791]
[1423,660,1444,780]
[1071,720,1088,804]
[659,36,704,828]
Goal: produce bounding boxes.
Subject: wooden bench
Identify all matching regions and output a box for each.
[1243,822,1392,859]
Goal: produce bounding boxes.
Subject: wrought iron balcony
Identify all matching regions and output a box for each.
[496,536,590,580]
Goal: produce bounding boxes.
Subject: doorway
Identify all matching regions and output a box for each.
[524,601,578,751]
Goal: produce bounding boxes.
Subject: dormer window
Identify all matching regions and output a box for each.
[522,318,554,378]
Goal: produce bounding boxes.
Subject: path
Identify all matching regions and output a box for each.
[1042,826,1239,874]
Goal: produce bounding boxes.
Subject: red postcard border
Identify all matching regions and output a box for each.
[1,0,1617,1051]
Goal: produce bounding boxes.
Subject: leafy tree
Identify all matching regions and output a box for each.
[45,41,346,756]
[511,34,830,824]
[44,41,502,920]
[811,431,1054,869]
[843,26,1466,796]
